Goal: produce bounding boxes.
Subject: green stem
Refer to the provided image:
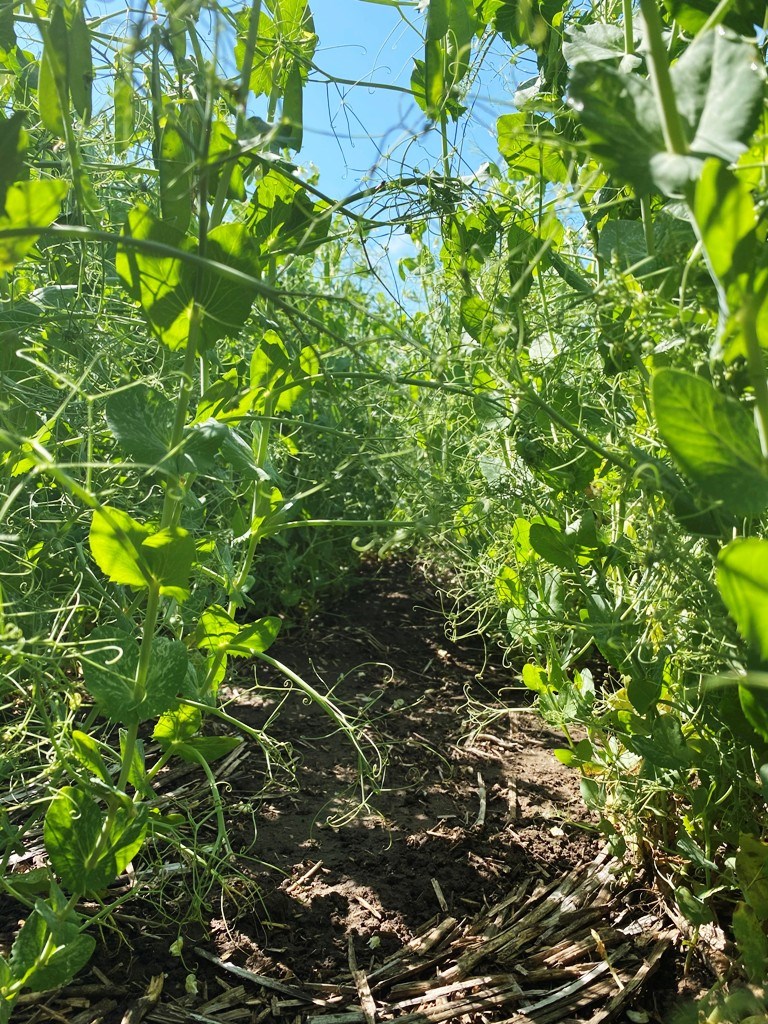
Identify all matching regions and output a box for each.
[741,294,768,459]
[640,194,656,256]
[160,305,204,529]
[237,0,263,131]
[621,0,634,53]
[638,0,688,155]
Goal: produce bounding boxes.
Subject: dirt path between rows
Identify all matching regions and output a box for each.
[10,560,710,1024]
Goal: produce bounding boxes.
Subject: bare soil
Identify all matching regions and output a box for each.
[7,559,712,1023]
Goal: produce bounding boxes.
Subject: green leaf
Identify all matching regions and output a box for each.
[81,627,139,723]
[154,704,202,747]
[10,901,95,992]
[563,23,638,68]
[732,902,768,983]
[460,295,497,345]
[664,0,766,35]
[627,674,662,715]
[736,835,768,920]
[196,605,238,652]
[427,0,449,39]
[144,637,189,718]
[694,159,756,285]
[71,730,111,784]
[529,522,576,570]
[196,223,261,349]
[497,113,568,183]
[0,181,69,272]
[140,526,195,600]
[89,506,152,589]
[598,220,648,272]
[105,385,174,469]
[718,539,768,661]
[44,786,147,893]
[630,715,691,769]
[568,29,765,196]
[675,886,714,925]
[116,206,190,351]
[229,616,282,656]
[82,628,187,725]
[652,369,768,516]
[195,605,280,656]
[249,171,328,259]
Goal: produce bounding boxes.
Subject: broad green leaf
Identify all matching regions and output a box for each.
[89,506,152,589]
[411,57,466,121]
[10,902,95,992]
[664,0,766,35]
[44,786,147,893]
[196,606,280,656]
[460,295,497,345]
[563,23,638,68]
[71,730,111,784]
[739,685,768,743]
[694,159,755,285]
[140,526,195,600]
[675,886,714,925]
[627,674,662,715]
[229,616,282,655]
[105,385,174,468]
[652,369,768,516]
[116,206,190,350]
[81,627,139,723]
[529,522,576,570]
[196,223,261,349]
[497,113,568,183]
[154,704,202,747]
[630,715,691,769]
[196,605,238,652]
[718,540,768,662]
[568,29,765,196]
[144,638,188,717]
[732,902,768,983]
[427,0,449,39]
[598,220,648,272]
[736,835,768,919]
[82,628,187,724]
[248,171,328,259]
[0,181,69,272]
[207,120,246,202]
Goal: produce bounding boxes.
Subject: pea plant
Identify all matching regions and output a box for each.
[0,0,392,1015]
[379,0,768,1010]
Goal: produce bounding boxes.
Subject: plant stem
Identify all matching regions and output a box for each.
[741,294,768,459]
[622,0,634,53]
[638,0,688,156]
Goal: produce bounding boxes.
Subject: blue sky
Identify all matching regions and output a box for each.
[302,0,525,197]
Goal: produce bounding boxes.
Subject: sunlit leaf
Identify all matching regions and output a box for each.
[652,369,768,516]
